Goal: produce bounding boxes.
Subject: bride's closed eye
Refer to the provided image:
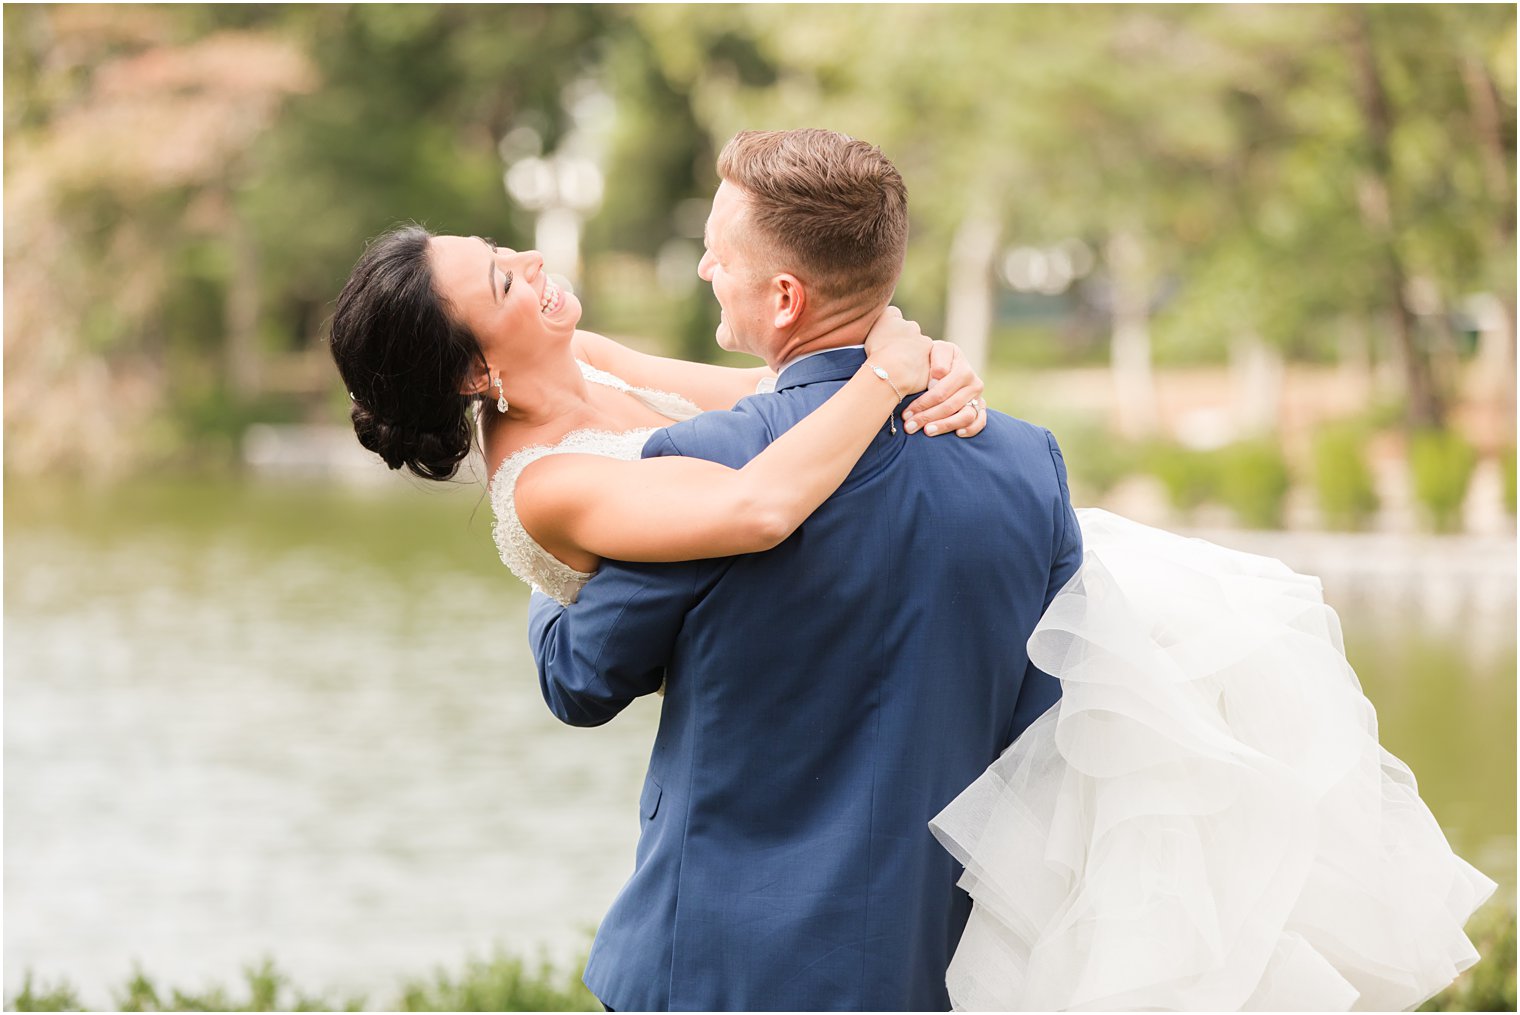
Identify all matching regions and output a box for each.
[502,270,513,296]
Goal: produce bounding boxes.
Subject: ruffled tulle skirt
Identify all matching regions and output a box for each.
[930,509,1496,1011]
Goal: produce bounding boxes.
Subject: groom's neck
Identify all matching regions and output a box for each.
[766,301,887,372]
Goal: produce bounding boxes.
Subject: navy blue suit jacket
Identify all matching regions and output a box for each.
[528,347,1082,1012]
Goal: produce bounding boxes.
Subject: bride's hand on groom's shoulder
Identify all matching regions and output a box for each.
[865,307,988,439]
[909,340,988,438]
[869,306,997,437]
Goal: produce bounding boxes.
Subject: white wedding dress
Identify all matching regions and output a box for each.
[489,365,1495,1012]
[931,508,1497,1012]
[489,359,702,603]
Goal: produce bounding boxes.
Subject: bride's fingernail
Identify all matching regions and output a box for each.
[904,421,920,434]
[925,423,939,435]
[902,410,915,422]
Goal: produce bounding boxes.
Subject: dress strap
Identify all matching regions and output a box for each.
[577,359,702,423]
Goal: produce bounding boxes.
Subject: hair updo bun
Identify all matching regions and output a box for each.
[329,224,488,482]
[349,400,474,481]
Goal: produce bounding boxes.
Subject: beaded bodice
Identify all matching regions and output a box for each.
[488,361,702,604]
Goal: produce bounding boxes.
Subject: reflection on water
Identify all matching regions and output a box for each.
[5,478,1515,1006]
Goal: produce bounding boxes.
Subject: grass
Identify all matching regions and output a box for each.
[8,909,1514,1011]
[8,951,598,1013]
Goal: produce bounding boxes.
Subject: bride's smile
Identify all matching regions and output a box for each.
[427,234,584,358]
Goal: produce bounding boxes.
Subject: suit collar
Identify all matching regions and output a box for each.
[775,346,868,392]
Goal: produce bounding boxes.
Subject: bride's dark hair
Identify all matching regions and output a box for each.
[329,224,487,481]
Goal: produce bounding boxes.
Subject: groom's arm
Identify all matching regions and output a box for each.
[529,422,756,727]
[1008,429,1083,735]
[528,561,699,727]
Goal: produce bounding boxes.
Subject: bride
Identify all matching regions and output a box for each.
[330,223,1494,1012]
[330,225,981,581]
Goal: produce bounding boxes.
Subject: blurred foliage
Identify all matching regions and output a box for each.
[8,952,598,1012]
[111,960,360,1012]
[1050,424,1140,501]
[1313,424,1382,530]
[1142,439,1292,528]
[989,321,1108,370]
[167,386,311,470]
[395,951,598,1012]
[634,4,1515,421]
[1410,427,1479,532]
[1216,440,1292,529]
[8,973,79,1012]
[3,4,1513,480]
[1145,443,1220,515]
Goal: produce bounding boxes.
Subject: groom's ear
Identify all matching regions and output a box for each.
[772,273,806,329]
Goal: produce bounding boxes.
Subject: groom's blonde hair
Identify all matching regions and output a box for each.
[717,129,908,308]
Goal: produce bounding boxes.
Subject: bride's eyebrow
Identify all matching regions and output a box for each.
[472,235,499,302]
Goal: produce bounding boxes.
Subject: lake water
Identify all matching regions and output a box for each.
[5,477,1515,1008]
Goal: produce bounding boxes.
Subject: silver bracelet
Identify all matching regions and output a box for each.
[868,363,903,435]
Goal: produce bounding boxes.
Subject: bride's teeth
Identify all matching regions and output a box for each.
[540,280,562,314]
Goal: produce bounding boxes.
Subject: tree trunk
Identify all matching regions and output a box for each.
[1107,228,1158,438]
[1459,49,1517,425]
[942,200,1000,372]
[1352,10,1443,429]
[225,199,262,399]
[1337,317,1377,407]
[1230,332,1282,437]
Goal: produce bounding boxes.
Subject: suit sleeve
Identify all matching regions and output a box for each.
[527,427,710,727]
[1008,428,1085,735]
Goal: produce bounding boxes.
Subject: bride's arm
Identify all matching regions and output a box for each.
[573,328,987,436]
[572,329,772,410]
[519,310,931,567]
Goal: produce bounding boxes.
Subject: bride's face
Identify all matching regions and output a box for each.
[428,235,581,371]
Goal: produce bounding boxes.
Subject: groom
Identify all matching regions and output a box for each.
[528,129,1081,1012]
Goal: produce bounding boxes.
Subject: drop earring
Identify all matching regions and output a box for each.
[493,375,509,414]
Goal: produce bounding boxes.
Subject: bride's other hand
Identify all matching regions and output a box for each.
[863,306,933,397]
[904,340,987,438]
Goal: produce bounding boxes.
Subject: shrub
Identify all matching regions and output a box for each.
[1053,425,1138,498]
[1312,425,1380,530]
[1216,440,1291,529]
[397,951,597,1012]
[10,973,79,1012]
[110,960,357,1012]
[1144,443,1218,514]
[1409,429,1478,533]
[1142,440,1291,528]
[9,952,596,1012]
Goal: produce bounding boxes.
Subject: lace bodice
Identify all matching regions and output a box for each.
[489,361,702,604]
